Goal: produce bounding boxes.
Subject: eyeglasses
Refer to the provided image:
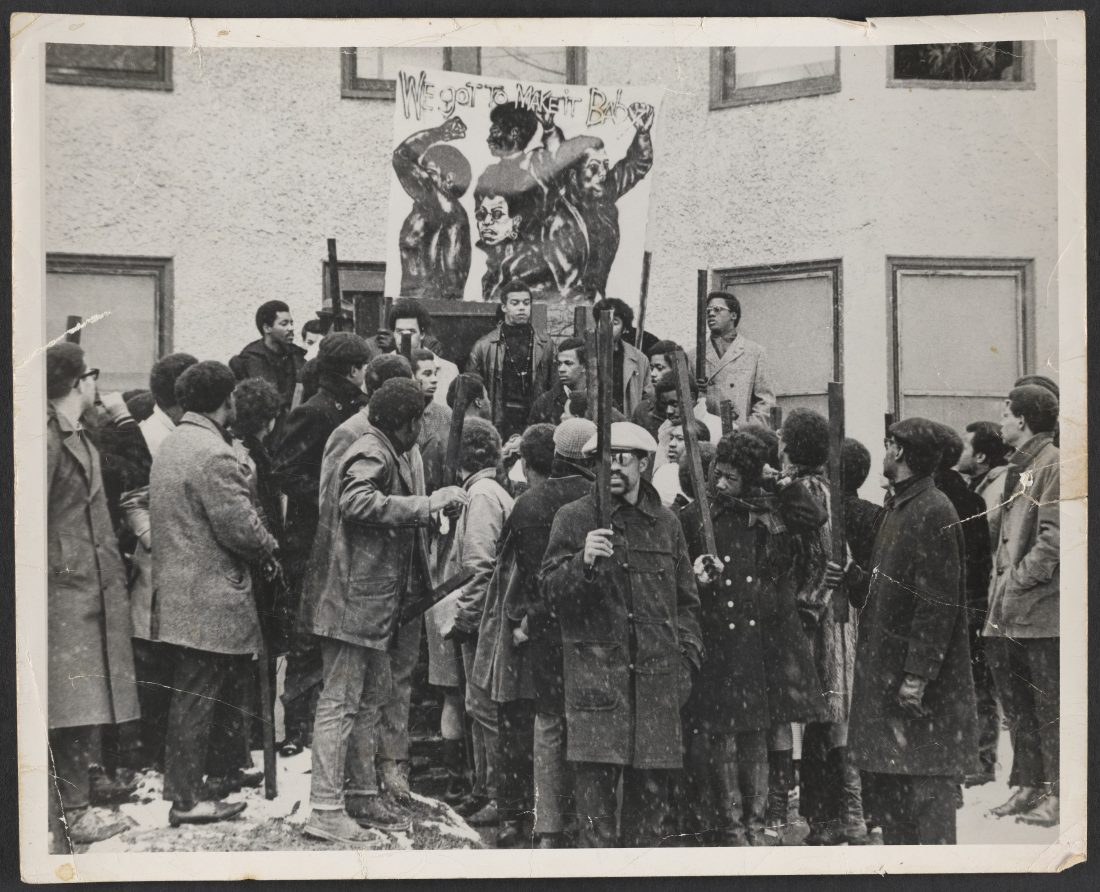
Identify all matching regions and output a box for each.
[79,368,100,381]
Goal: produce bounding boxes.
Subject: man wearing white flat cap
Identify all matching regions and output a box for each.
[541,422,704,847]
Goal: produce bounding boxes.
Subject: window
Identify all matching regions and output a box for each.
[321,260,386,331]
[46,255,174,393]
[888,42,1033,89]
[46,44,172,91]
[710,47,840,109]
[889,258,1033,433]
[341,46,586,99]
[716,260,842,418]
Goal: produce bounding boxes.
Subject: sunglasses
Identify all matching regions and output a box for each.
[79,368,100,381]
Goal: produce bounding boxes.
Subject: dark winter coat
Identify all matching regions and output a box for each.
[47,407,140,729]
[229,338,307,409]
[501,463,593,713]
[527,381,570,426]
[466,325,556,433]
[934,469,992,625]
[848,475,979,778]
[541,481,704,769]
[150,413,279,655]
[680,492,827,734]
[299,427,432,651]
[272,373,368,556]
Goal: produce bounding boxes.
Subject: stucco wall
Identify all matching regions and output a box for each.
[45,43,1058,466]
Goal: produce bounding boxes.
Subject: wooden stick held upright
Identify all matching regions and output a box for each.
[327,238,342,323]
[770,405,783,433]
[594,309,614,530]
[695,270,709,385]
[444,376,470,488]
[65,315,83,344]
[672,349,717,555]
[719,400,736,436]
[636,250,652,351]
[256,643,277,798]
[400,332,413,361]
[584,327,599,423]
[827,381,849,623]
[573,303,590,338]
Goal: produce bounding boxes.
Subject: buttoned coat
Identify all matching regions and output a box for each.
[983,433,1059,640]
[541,482,704,769]
[47,407,140,729]
[150,413,278,655]
[848,475,979,778]
[971,464,1009,551]
[687,333,775,425]
[680,494,827,734]
[466,325,556,432]
[300,426,432,651]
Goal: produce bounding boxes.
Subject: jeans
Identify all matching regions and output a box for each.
[462,642,499,799]
[309,638,393,809]
[985,636,1059,790]
[162,646,254,804]
[378,617,421,762]
[533,712,572,834]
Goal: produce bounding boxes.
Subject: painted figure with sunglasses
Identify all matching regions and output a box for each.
[541,422,703,847]
[687,291,775,426]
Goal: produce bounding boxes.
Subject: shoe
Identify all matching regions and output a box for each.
[763,749,793,846]
[277,735,307,758]
[804,823,845,845]
[168,799,247,827]
[236,767,264,789]
[535,832,565,849]
[964,770,996,788]
[302,809,379,845]
[454,793,491,818]
[988,786,1043,818]
[89,766,140,806]
[865,826,885,845]
[836,748,869,843]
[496,820,529,848]
[1017,792,1059,828]
[346,793,412,833]
[379,759,413,805]
[441,739,471,804]
[66,806,137,845]
[466,798,500,827]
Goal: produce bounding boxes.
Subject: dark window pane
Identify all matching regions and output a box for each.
[893,42,1022,82]
[46,44,160,74]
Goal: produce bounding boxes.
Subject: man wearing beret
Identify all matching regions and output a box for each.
[272,332,372,758]
[541,421,703,847]
[45,343,141,849]
[983,385,1061,827]
[828,417,978,845]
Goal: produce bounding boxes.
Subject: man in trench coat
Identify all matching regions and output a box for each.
[541,422,703,848]
[829,417,978,845]
[46,343,141,849]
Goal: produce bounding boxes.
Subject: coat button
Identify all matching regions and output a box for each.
[727,600,734,608]
[749,620,756,627]
[746,575,753,583]
[723,556,731,563]
[725,580,732,587]
[728,622,735,630]
[627,612,634,619]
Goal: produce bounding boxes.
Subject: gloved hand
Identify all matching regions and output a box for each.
[897,673,929,719]
[693,554,723,587]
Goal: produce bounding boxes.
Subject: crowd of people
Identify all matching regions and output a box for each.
[45,283,1061,851]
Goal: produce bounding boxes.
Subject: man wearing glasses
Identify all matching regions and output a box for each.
[541,422,703,847]
[827,418,978,845]
[687,291,775,428]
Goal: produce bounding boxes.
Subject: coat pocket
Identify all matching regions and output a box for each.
[343,576,400,637]
[568,640,622,711]
[633,617,677,675]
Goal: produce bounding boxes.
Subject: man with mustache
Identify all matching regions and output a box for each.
[541,422,703,847]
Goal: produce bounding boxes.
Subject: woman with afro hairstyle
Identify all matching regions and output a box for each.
[677,431,826,847]
[777,408,868,846]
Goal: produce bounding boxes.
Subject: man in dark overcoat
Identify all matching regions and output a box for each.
[829,417,979,845]
[271,332,371,756]
[151,361,280,827]
[541,422,703,848]
[46,343,141,849]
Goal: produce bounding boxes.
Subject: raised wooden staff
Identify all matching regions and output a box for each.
[400,332,413,360]
[65,315,83,344]
[884,411,895,439]
[635,250,652,351]
[695,270,709,386]
[827,381,849,624]
[770,405,783,433]
[573,303,590,338]
[672,348,717,556]
[719,399,736,436]
[593,308,615,530]
[326,238,343,328]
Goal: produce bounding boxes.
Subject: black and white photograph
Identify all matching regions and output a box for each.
[10,11,1086,881]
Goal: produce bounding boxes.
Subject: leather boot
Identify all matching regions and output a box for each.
[989,785,1043,818]
[835,748,870,844]
[803,746,845,846]
[714,761,748,846]
[441,738,470,805]
[740,761,769,846]
[763,749,793,846]
[1016,784,1059,827]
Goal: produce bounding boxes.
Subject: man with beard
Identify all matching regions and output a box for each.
[541,422,703,847]
[393,116,472,301]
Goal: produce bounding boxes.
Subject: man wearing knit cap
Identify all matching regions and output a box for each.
[300,378,467,844]
[272,331,373,757]
[983,384,1061,827]
[829,417,978,845]
[541,421,703,847]
[45,342,141,849]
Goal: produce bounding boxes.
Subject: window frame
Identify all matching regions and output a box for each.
[45,253,175,364]
[887,256,1034,418]
[341,46,587,99]
[709,47,841,110]
[886,41,1035,91]
[714,258,844,403]
[45,45,173,91]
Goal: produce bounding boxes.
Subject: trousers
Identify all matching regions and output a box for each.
[462,642,499,799]
[497,698,536,824]
[378,617,421,763]
[861,772,957,845]
[968,624,1000,776]
[985,636,1059,789]
[309,638,393,809]
[573,763,670,848]
[132,638,174,769]
[533,712,573,834]
[162,646,254,804]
